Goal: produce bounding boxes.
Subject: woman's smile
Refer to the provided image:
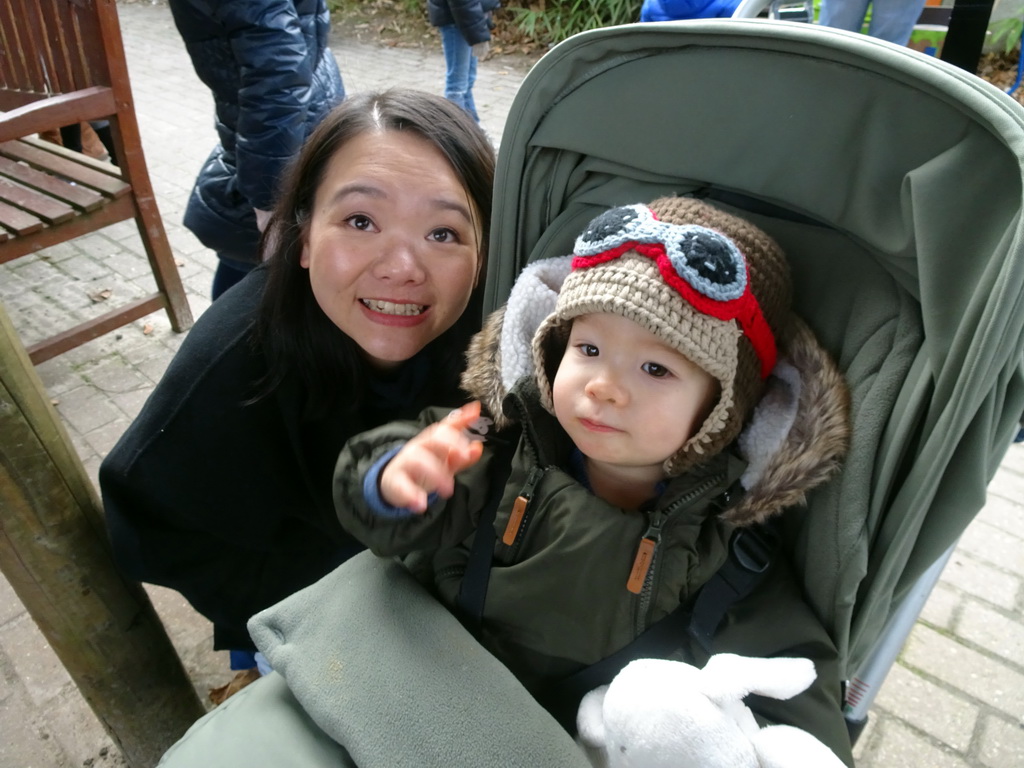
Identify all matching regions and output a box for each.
[359,298,429,317]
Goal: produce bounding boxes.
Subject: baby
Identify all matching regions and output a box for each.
[334,197,852,763]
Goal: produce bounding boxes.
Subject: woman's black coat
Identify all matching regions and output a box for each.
[99,269,469,650]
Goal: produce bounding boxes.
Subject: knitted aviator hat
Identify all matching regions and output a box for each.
[532,197,793,475]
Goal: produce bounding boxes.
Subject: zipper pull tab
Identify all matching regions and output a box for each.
[501,467,544,546]
[627,516,664,594]
[627,537,657,594]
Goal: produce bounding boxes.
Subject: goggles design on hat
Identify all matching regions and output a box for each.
[572,204,777,378]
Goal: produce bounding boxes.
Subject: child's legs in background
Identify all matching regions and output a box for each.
[439,24,480,122]
[465,54,479,122]
[864,0,926,46]
[817,0,871,33]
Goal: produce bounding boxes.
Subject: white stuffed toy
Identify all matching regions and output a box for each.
[576,655,847,768]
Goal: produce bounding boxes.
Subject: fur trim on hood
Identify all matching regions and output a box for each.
[460,256,850,528]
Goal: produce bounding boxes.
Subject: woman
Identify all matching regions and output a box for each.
[167,0,345,298]
[99,89,495,667]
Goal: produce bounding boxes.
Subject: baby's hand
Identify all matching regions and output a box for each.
[379,402,486,513]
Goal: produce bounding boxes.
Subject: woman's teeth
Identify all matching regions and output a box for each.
[361,299,426,316]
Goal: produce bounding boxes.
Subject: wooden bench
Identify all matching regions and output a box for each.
[0,0,192,364]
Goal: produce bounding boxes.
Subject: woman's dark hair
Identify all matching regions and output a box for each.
[252,89,495,418]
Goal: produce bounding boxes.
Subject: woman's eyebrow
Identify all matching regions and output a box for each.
[433,197,473,223]
[328,183,386,205]
[326,183,472,222]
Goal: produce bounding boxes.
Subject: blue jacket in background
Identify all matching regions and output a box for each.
[168,0,344,265]
[427,0,501,45]
[639,0,740,22]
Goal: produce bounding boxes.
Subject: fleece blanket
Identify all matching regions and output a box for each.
[159,551,590,767]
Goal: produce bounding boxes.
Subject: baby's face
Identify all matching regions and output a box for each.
[551,313,719,484]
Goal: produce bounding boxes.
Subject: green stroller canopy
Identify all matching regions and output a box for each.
[484,18,1024,674]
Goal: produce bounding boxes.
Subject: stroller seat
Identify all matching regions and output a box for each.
[485,17,1024,690]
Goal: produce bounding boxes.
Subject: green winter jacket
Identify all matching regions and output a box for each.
[334,279,854,763]
[337,380,743,685]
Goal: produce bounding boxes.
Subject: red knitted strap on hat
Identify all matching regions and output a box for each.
[572,242,777,379]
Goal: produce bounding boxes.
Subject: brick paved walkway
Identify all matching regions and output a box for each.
[0,3,1021,765]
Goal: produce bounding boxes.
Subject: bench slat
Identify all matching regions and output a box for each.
[0,139,129,197]
[0,198,45,235]
[0,155,106,211]
[0,176,76,224]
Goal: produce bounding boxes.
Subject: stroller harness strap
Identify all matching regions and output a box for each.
[454,440,516,629]
[532,520,782,732]
[688,521,782,652]
[455,465,781,730]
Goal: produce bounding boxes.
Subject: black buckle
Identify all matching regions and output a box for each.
[730,527,774,574]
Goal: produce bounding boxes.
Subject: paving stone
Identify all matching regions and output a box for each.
[957,518,1024,576]
[103,247,153,280]
[903,624,1024,720]
[44,687,121,768]
[81,417,135,459]
[938,551,1020,610]
[58,251,116,284]
[69,231,124,262]
[53,385,124,436]
[104,220,141,243]
[0,688,69,768]
[919,581,960,630]
[858,719,970,768]
[0,651,16,703]
[954,600,1024,664]
[0,573,26,628]
[0,614,74,709]
[26,241,81,265]
[986,462,1024,509]
[872,662,978,751]
[979,714,1024,768]
[8,255,66,285]
[976,493,1024,542]
[80,356,153,395]
[108,386,156,421]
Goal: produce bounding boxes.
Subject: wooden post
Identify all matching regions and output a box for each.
[0,302,205,767]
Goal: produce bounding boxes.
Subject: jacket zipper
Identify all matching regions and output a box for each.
[503,465,545,558]
[632,473,726,636]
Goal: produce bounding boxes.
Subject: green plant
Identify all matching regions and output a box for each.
[989,16,1024,56]
[508,0,642,45]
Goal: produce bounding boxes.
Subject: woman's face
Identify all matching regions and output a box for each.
[300,130,482,370]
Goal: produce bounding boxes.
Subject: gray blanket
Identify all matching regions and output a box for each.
[159,552,590,767]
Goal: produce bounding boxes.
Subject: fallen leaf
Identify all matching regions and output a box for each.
[88,289,112,303]
[209,668,260,706]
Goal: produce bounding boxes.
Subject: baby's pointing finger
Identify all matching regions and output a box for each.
[444,400,482,431]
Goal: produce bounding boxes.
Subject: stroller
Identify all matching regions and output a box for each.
[159,18,1024,768]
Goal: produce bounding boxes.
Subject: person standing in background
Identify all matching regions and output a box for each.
[168,0,345,299]
[428,0,500,123]
[818,0,927,46]
[639,0,740,22]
